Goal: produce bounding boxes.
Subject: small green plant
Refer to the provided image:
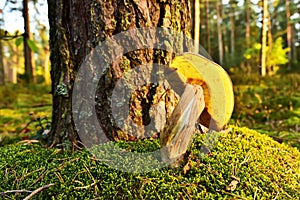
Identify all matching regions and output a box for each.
[244,37,289,75]
[27,114,51,144]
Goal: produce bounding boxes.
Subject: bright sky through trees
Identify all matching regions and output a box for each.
[0,0,48,33]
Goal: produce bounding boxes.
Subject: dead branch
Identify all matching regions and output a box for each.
[23,183,55,200]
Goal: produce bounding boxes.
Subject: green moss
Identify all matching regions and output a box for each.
[0,127,299,199]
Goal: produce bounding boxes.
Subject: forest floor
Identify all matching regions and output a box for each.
[231,72,300,149]
[0,73,299,199]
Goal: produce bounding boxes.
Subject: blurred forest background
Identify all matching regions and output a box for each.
[0,0,299,148]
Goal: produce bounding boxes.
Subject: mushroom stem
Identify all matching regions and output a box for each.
[160,83,205,166]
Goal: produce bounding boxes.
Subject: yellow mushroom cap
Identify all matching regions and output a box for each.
[170,53,234,130]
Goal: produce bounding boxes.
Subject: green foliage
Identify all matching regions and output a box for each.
[231,73,300,149]
[0,127,299,199]
[244,37,289,73]
[27,39,39,53]
[15,37,23,47]
[266,37,290,70]
[28,116,51,144]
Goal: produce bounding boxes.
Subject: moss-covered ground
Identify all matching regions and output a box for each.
[0,127,299,199]
[0,73,299,199]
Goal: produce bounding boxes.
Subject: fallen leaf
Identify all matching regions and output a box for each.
[226,175,240,192]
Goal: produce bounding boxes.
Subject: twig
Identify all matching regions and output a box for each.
[181,188,192,200]
[0,190,32,195]
[83,163,99,195]
[23,183,55,200]
[74,182,97,190]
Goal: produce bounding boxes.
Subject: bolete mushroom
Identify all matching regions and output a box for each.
[160,53,234,165]
[170,53,234,131]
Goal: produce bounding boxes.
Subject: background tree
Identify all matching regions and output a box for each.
[23,0,34,83]
[285,0,292,70]
[0,9,6,85]
[216,1,223,65]
[0,38,4,85]
[204,0,211,55]
[229,0,236,61]
[193,0,200,52]
[261,0,268,76]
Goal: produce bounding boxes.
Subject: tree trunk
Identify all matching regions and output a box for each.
[204,0,211,55]
[245,0,251,48]
[0,40,5,85]
[285,0,292,70]
[267,9,273,75]
[245,0,251,71]
[44,47,50,85]
[261,0,268,77]
[229,1,235,60]
[23,0,34,83]
[48,0,192,148]
[216,2,223,65]
[222,5,229,66]
[193,0,200,53]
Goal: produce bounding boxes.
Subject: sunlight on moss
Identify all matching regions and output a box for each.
[0,127,299,199]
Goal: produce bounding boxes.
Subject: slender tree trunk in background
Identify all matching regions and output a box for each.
[222,6,229,66]
[261,0,268,77]
[267,10,273,74]
[23,0,34,83]
[291,29,297,62]
[296,6,300,62]
[0,40,5,85]
[216,2,223,65]
[194,0,200,52]
[285,0,292,70]
[204,0,211,55]
[13,44,19,83]
[245,0,251,73]
[44,47,50,85]
[245,0,251,48]
[48,0,192,148]
[229,1,235,60]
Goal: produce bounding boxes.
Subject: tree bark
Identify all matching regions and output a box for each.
[193,0,200,53]
[204,0,211,55]
[229,1,235,59]
[245,0,251,72]
[216,2,223,65]
[261,0,268,77]
[245,0,251,48]
[285,0,292,70]
[222,5,229,66]
[48,0,192,148]
[23,0,34,83]
[0,40,5,85]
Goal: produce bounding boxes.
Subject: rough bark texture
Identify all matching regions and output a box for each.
[48,0,192,147]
